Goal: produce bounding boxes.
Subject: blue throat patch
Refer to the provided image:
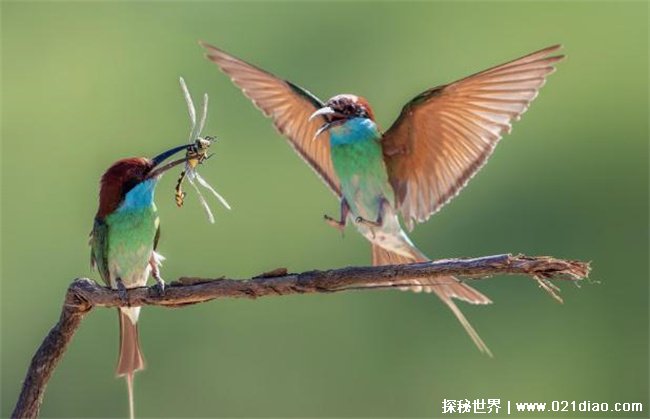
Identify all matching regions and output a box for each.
[329,117,380,146]
[118,178,157,212]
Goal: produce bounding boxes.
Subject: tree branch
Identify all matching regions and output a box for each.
[12,253,590,418]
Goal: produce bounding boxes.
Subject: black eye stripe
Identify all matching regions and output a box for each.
[122,178,139,196]
[120,168,148,198]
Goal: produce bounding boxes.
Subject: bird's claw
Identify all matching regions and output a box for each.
[151,279,166,296]
[323,214,345,235]
[116,279,130,306]
[355,216,381,228]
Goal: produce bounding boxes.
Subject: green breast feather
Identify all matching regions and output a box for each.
[329,119,395,221]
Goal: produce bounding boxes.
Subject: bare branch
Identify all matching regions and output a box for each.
[12,253,590,418]
[11,285,94,419]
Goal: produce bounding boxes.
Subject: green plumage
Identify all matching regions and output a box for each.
[90,219,111,285]
[91,206,158,287]
[90,180,160,289]
[329,119,395,222]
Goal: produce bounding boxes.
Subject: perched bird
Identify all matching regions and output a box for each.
[202,42,564,355]
[89,143,192,418]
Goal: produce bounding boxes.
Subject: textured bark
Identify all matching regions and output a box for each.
[12,283,94,419]
[12,253,590,418]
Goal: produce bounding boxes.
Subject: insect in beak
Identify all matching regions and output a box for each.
[174,77,231,224]
[174,136,213,208]
[146,144,195,179]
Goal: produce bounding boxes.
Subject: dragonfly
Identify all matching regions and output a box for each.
[175,77,231,223]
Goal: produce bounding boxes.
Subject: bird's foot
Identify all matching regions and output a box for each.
[323,214,345,235]
[116,278,130,306]
[151,277,166,296]
[355,216,381,228]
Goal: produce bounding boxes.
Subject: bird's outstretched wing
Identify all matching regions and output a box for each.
[201,42,341,196]
[382,45,564,230]
[90,218,111,286]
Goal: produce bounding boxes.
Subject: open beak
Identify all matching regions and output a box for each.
[146,143,192,179]
[309,106,343,139]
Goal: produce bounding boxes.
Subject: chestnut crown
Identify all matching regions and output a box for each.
[325,94,376,121]
[96,158,155,218]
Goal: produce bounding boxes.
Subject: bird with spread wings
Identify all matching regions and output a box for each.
[202,42,564,355]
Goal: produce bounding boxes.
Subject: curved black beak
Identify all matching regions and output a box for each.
[146,143,192,179]
[151,144,190,166]
[309,106,345,139]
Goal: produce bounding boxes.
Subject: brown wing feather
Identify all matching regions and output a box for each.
[201,42,341,196]
[383,45,565,229]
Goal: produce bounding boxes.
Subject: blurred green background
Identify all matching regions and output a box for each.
[1,1,648,417]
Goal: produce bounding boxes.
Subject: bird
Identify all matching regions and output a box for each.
[89,143,192,418]
[201,42,564,356]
